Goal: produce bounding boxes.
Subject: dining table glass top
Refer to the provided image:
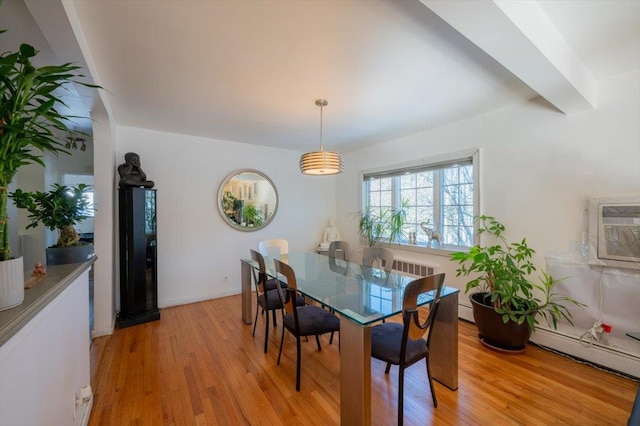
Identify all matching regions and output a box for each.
[243,251,458,327]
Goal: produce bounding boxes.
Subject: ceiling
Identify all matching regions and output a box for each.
[1,0,638,153]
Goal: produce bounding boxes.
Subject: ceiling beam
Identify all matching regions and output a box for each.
[421,0,596,114]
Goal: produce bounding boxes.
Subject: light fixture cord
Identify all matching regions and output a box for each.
[319,103,324,152]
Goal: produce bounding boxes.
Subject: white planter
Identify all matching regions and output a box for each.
[0,257,25,311]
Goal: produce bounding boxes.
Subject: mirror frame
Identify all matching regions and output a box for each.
[217,169,279,232]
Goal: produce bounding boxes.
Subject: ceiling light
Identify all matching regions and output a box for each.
[65,136,88,151]
[300,99,343,175]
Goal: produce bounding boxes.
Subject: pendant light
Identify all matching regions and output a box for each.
[299,99,343,175]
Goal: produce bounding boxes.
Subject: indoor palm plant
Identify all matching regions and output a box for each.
[450,215,584,352]
[0,36,97,308]
[356,200,407,247]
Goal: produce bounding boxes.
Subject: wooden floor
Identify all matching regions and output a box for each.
[89,294,638,426]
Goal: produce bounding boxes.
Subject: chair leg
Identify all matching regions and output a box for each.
[385,362,392,374]
[398,365,405,426]
[272,309,277,327]
[263,308,270,354]
[426,358,438,407]
[252,304,259,337]
[296,336,302,392]
[277,326,286,365]
[329,331,334,345]
[315,335,322,351]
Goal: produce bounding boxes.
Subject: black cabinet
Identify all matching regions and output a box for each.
[118,188,160,327]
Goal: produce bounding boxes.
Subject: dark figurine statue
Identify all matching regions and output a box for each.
[118,152,155,188]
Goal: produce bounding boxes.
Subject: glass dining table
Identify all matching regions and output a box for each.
[240,251,459,425]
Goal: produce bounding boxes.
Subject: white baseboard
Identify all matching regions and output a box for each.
[457,303,639,379]
[90,315,115,339]
[159,289,240,309]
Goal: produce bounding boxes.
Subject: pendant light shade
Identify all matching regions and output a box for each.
[300,99,343,175]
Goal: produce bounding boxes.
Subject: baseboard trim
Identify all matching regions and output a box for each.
[457,303,640,379]
[159,289,240,309]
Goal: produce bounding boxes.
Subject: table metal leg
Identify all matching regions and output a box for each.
[340,317,371,426]
[241,261,252,325]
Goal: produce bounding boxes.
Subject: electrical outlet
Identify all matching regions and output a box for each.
[224,275,229,283]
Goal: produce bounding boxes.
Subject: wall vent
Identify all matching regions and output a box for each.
[392,259,435,278]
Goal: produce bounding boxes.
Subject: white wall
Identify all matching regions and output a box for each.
[0,270,92,426]
[116,126,336,308]
[336,69,640,371]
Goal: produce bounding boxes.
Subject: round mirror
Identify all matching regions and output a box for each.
[217,169,278,231]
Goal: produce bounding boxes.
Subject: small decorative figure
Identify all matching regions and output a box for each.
[420,222,442,248]
[320,217,341,250]
[117,152,155,188]
[24,262,47,289]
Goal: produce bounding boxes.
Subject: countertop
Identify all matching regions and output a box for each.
[0,258,96,347]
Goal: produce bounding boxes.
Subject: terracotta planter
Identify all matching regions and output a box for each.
[0,257,25,311]
[470,292,533,353]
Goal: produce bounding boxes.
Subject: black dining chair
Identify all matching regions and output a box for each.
[370,273,445,426]
[273,258,341,391]
[249,249,302,353]
[363,246,394,273]
[329,240,351,261]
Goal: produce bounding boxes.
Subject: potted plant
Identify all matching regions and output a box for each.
[0,37,97,308]
[10,183,93,264]
[450,215,584,352]
[356,201,407,247]
[242,204,263,227]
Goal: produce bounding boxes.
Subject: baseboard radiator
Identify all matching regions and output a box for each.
[392,259,435,278]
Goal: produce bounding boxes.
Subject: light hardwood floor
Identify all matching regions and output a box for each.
[89,294,638,425]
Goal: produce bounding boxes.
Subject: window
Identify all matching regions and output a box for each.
[63,173,95,217]
[362,150,478,250]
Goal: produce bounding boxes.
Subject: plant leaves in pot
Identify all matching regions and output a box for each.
[10,183,94,265]
[1,35,100,304]
[450,215,585,353]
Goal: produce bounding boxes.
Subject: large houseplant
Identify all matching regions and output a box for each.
[356,201,407,247]
[9,183,93,264]
[0,36,97,307]
[451,215,584,352]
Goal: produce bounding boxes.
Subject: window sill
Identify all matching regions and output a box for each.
[382,242,466,258]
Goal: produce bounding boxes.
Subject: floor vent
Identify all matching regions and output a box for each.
[392,259,435,278]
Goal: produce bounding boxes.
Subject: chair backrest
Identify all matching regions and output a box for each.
[273,259,297,315]
[249,249,267,293]
[363,247,394,273]
[258,239,289,257]
[329,241,351,261]
[402,273,445,342]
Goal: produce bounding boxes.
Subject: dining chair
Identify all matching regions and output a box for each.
[363,246,394,273]
[328,240,351,261]
[258,239,289,257]
[370,273,445,426]
[249,249,303,353]
[273,258,341,391]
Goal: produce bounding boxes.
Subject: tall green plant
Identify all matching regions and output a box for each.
[356,200,407,247]
[451,215,584,331]
[0,35,97,260]
[9,184,91,247]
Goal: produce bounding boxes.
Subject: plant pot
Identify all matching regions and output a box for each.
[0,257,25,311]
[470,292,533,354]
[46,244,94,265]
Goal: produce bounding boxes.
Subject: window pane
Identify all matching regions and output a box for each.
[380,191,392,207]
[416,171,433,187]
[363,154,475,248]
[400,174,415,188]
[380,178,392,191]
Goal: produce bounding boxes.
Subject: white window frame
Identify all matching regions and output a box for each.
[359,149,480,254]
